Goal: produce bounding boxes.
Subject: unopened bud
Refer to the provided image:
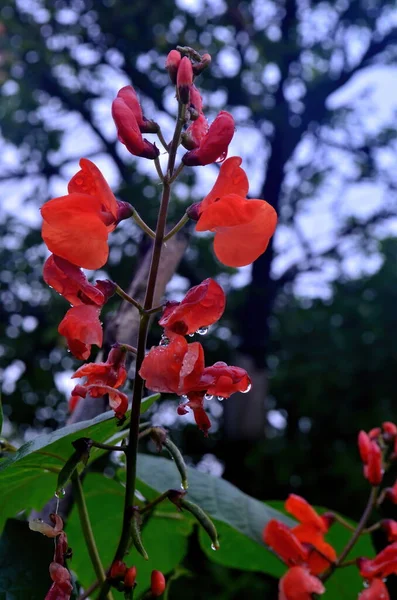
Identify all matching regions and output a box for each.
[151,570,166,597]
[124,565,137,589]
[109,559,127,580]
[116,200,134,223]
[186,202,201,222]
[177,57,193,104]
[166,50,181,84]
[95,279,116,302]
[181,131,198,151]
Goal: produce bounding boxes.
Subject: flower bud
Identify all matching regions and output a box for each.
[182,111,235,166]
[124,565,137,589]
[186,202,201,222]
[193,53,212,75]
[151,570,166,597]
[112,96,159,160]
[166,49,181,83]
[177,56,193,104]
[109,559,127,580]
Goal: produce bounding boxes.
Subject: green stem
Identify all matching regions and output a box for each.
[98,101,186,600]
[72,474,113,600]
[131,209,156,239]
[169,161,185,183]
[157,128,169,152]
[115,285,144,313]
[164,213,189,242]
[320,486,378,583]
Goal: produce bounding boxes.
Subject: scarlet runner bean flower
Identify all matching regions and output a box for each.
[358,430,384,485]
[112,88,159,159]
[263,494,336,575]
[357,542,397,580]
[41,159,124,270]
[189,156,277,267]
[278,566,325,600]
[182,110,235,166]
[358,578,390,600]
[58,305,103,361]
[115,86,158,133]
[158,278,226,335]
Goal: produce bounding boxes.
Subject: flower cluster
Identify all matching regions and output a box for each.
[140,278,251,434]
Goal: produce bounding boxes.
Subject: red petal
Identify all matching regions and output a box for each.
[200,157,249,212]
[58,305,103,360]
[285,495,326,532]
[263,520,308,567]
[43,255,105,306]
[159,278,226,335]
[139,334,190,394]
[182,111,235,166]
[279,566,325,600]
[358,578,390,600]
[200,362,251,397]
[67,158,118,220]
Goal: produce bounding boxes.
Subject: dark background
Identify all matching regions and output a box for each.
[1,0,397,597]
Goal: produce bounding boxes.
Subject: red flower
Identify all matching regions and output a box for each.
[263,520,309,567]
[199,362,251,397]
[58,305,103,360]
[158,278,226,335]
[71,383,128,419]
[182,111,235,166]
[151,570,166,597]
[194,157,277,267]
[115,86,157,133]
[278,566,325,600]
[42,159,119,269]
[112,90,159,159]
[43,255,106,307]
[358,542,397,580]
[177,391,211,435]
[166,49,181,83]
[177,56,193,104]
[71,345,127,390]
[358,578,389,600]
[139,334,204,395]
[382,519,397,542]
[364,442,383,486]
[285,495,327,533]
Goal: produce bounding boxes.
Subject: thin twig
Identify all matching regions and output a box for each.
[115,285,144,313]
[131,209,156,239]
[164,214,189,242]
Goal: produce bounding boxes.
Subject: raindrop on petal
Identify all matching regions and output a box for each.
[242,383,252,394]
[180,394,188,401]
[204,394,214,401]
[217,396,225,402]
[196,326,209,336]
[188,333,195,338]
[159,335,170,346]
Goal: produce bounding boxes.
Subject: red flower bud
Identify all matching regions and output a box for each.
[151,570,166,597]
[109,559,127,580]
[385,481,397,503]
[116,86,158,133]
[112,95,159,160]
[368,427,381,439]
[358,430,372,463]
[177,56,193,104]
[363,441,383,486]
[383,421,397,437]
[358,542,397,580]
[166,49,182,83]
[186,201,201,221]
[182,111,235,166]
[124,565,137,588]
[382,519,397,542]
[193,53,212,75]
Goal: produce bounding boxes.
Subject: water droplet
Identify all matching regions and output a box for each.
[363,580,369,589]
[211,543,218,551]
[204,394,214,401]
[180,394,188,401]
[159,335,170,346]
[55,488,66,499]
[180,482,188,491]
[188,333,195,338]
[217,396,225,402]
[242,383,252,394]
[196,326,209,336]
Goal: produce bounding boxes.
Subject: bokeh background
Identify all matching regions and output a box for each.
[1,0,397,597]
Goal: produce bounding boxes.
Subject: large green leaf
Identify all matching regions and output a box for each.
[0,395,159,529]
[66,474,194,596]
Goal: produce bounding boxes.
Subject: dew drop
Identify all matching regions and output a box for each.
[217,396,225,402]
[180,482,188,491]
[242,383,252,394]
[204,394,214,401]
[188,333,195,338]
[211,543,218,551]
[159,334,170,346]
[55,488,66,499]
[363,580,369,589]
[196,326,209,336]
[180,394,188,401]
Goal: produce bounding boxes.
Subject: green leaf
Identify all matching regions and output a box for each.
[0,396,159,530]
[66,473,194,596]
[136,454,291,575]
[0,519,53,599]
[140,392,160,414]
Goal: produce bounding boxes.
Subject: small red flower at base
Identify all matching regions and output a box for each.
[58,305,103,360]
[41,159,119,270]
[159,278,226,335]
[182,111,235,166]
[124,566,137,589]
[72,345,127,390]
[278,566,325,600]
[45,562,73,600]
[358,578,389,600]
[358,543,397,580]
[151,570,166,597]
[194,157,277,267]
[112,91,159,159]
